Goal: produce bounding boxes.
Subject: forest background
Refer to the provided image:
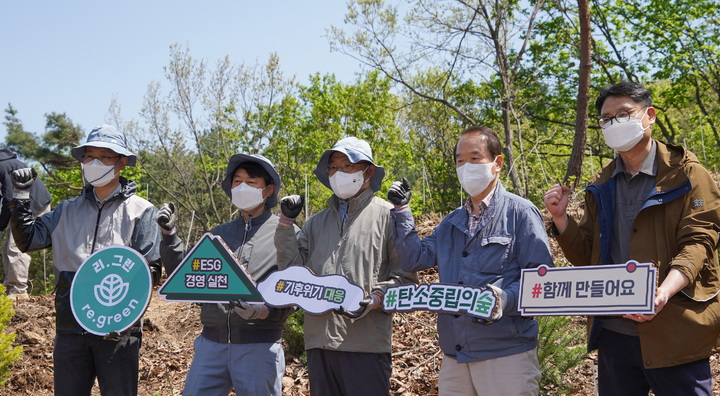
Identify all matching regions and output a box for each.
[1,0,720,392]
[5,0,720,245]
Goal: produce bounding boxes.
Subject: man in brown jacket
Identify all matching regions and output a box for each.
[543,81,720,395]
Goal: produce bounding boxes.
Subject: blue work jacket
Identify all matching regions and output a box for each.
[393,182,553,363]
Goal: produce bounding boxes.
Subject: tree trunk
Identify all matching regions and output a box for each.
[565,0,592,190]
[502,99,524,196]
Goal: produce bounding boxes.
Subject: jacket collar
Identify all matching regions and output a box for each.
[235,208,271,228]
[326,187,376,214]
[447,182,508,233]
[592,140,693,192]
[83,177,136,203]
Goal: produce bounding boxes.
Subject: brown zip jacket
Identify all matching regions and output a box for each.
[554,140,720,368]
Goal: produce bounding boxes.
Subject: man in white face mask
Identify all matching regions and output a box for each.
[275,137,418,396]
[388,127,552,396]
[156,153,298,396]
[9,124,162,396]
[543,82,720,395]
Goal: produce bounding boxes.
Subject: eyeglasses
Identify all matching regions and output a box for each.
[598,107,646,128]
[326,163,363,175]
[81,154,121,165]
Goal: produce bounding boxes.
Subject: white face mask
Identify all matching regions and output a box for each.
[329,169,367,200]
[231,183,267,211]
[83,160,117,188]
[602,108,649,152]
[456,158,498,197]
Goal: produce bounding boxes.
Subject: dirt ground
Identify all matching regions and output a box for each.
[2,214,719,395]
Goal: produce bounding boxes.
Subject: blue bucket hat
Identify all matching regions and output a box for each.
[71,124,137,166]
[314,137,385,193]
[221,153,281,208]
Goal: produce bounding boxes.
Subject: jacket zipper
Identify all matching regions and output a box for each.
[90,201,107,254]
[227,217,253,343]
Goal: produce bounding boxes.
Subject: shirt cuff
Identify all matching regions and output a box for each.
[13,189,30,200]
[278,213,295,226]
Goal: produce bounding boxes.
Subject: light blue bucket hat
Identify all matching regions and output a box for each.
[221,153,281,208]
[71,124,137,166]
[314,137,385,193]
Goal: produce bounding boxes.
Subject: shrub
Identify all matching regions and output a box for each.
[282,310,306,363]
[0,285,22,386]
[537,315,587,395]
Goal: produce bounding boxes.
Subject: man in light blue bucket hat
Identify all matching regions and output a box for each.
[9,124,162,396]
[275,136,418,396]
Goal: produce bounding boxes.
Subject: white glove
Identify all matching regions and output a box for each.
[486,284,508,323]
[229,299,269,320]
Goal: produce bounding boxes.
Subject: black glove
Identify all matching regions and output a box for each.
[150,266,161,286]
[387,177,411,206]
[280,195,304,219]
[155,202,176,231]
[336,294,381,320]
[11,168,37,190]
[103,331,123,341]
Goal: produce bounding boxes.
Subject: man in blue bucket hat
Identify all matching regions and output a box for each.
[157,153,298,396]
[275,137,418,396]
[9,124,162,396]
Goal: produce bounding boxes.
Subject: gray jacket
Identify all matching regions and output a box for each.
[11,178,161,333]
[161,210,297,344]
[275,188,418,353]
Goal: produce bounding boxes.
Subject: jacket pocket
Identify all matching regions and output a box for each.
[474,235,512,274]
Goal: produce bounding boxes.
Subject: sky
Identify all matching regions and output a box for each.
[0,1,364,140]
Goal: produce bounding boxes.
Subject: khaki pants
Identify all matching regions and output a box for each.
[3,203,51,294]
[439,349,541,396]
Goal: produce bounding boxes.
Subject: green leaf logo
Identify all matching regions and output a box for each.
[94,274,129,307]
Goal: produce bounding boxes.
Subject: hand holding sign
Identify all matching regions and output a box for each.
[336,293,382,320]
[229,299,269,320]
[484,284,507,324]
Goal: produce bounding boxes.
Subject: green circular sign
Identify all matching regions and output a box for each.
[70,246,152,335]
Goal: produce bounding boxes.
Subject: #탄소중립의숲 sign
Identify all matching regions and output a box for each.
[70,246,153,336]
[518,261,656,316]
[381,283,498,320]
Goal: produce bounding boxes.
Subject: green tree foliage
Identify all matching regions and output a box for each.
[529,0,720,182]
[537,315,587,395]
[128,44,296,242]
[2,106,140,293]
[282,310,306,363]
[0,286,22,386]
[133,45,416,237]
[4,107,85,203]
[267,71,413,217]
[329,0,556,198]
[3,104,39,161]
